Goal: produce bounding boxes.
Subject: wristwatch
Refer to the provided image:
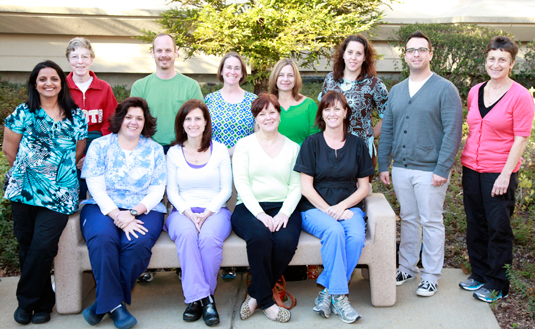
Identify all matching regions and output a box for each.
[129,209,138,216]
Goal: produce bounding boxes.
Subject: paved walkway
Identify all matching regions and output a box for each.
[0,268,500,329]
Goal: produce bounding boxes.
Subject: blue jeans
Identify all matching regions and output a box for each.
[301,207,366,295]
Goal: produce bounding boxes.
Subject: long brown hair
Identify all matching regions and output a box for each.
[332,35,378,82]
[171,99,212,152]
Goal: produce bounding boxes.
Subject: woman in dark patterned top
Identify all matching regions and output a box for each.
[320,35,388,173]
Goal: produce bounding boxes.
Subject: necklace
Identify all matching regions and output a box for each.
[485,80,511,107]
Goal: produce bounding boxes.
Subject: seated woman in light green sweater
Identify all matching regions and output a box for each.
[269,59,319,145]
[231,93,302,323]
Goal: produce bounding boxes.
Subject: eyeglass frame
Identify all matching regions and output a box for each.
[405,47,430,55]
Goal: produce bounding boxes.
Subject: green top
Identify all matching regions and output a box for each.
[278,97,319,145]
[131,72,204,146]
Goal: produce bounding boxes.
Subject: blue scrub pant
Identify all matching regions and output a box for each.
[301,207,366,295]
[80,204,164,314]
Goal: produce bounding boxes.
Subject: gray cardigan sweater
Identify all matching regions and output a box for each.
[377,73,463,178]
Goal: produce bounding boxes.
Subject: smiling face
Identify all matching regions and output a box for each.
[35,67,62,100]
[276,64,296,92]
[68,47,93,79]
[151,35,177,71]
[255,103,280,133]
[322,100,347,130]
[404,37,433,73]
[183,108,207,139]
[486,49,514,81]
[343,41,365,76]
[221,56,243,86]
[119,106,145,140]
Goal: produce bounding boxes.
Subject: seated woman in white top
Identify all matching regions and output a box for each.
[165,99,232,327]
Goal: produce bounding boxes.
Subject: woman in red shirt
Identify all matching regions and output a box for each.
[459,36,534,302]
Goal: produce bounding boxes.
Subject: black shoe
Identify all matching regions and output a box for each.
[32,312,51,324]
[201,296,220,326]
[14,307,32,325]
[108,304,137,329]
[183,301,202,322]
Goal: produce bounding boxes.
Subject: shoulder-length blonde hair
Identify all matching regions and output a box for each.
[268,58,303,101]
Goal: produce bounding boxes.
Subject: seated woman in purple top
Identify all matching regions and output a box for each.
[165,99,232,327]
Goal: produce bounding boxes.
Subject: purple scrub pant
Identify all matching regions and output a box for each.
[165,207,232,303]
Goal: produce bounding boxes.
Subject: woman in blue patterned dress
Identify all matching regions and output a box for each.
[79,97,167,329]
[205,52,257,156]
[320,35,388,175]
[3,60,87,325]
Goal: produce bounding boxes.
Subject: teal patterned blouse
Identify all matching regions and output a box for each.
[4,103,88,215]
[205,90,257,148]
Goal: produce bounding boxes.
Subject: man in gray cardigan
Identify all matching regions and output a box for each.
[378,31,463,297]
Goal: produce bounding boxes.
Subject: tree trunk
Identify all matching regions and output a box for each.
[251,68,269,95]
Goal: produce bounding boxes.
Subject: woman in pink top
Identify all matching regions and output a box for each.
[459,36,534,303]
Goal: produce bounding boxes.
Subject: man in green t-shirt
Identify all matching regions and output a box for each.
[131,33,204,151]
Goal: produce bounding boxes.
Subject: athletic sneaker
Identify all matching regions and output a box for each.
[137,271,154,283]
[221,267,237,279]
[331,295,361,323]
[395,269,414,286]
[473,287,507,303]
[416,280,438,297]
[459,278,484,291]
[313,289,331,318]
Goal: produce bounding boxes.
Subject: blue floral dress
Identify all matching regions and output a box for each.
[205,90,257,148]
[320,73,388,156]
[81,133,167,213]
[4,103,88,215]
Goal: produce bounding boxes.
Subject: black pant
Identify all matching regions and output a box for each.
[11,202,69,313]
[231,202,301,309]
[462,166,518,295]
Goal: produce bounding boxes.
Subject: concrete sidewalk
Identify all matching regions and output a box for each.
[0,268,500,329]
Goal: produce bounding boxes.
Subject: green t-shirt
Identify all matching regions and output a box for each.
[131,72,204,145]
[278,97,319,145]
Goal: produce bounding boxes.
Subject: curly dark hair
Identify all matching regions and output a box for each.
[251,92,281,118]
[171,99,212,152]
[315,90,351,140]
[108,97,157,138]
[332,35,378,82]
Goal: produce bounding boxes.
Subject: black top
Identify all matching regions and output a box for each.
[478,81,507,119]
[293,132,375,212]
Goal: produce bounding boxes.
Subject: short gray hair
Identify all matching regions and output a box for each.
[66,37,95,59]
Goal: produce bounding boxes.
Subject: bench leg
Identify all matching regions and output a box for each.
[54,268,85,314]
[368,264,396,307]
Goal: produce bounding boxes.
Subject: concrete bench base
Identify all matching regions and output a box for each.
[54,193,397,314]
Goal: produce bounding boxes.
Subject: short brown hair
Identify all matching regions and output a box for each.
[405,31,433,52]
[109,97,157,138]
[152,33,177,50]
[315,90,351,137]
[332,35,378,82]
[217,52,248,84]
[171,99,212,152]
[268,58,303,101]
[251,93,281,118]
[485,36,519,62]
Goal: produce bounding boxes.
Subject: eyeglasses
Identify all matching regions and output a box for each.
[405,47,429,55]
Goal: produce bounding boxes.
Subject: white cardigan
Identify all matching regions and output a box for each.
[166,141,232,213]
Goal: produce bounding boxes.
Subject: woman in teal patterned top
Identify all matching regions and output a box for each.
[269,59,319,145]
[205,52,257,156]
[3,60,87,325]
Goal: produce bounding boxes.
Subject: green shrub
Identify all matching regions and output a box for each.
[388,23,515,99]
[0,153,18,272]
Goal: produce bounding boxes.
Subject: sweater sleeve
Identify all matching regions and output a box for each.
[434,83,463,178]
[377,90,395,172]
[232,139,265,217]
[166,147,190,213]
[279,144,302,217]
[101,83,118,135]
[206,144,233,213]
[86,175,117,215]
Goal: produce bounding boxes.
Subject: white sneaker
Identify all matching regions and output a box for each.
[331,295,361,323]
[416,280,438,297]
[313,289,331,318]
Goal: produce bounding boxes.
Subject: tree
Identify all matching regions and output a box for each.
[139,0,393,93]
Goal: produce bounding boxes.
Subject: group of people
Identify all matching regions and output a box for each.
[2,29,533,329]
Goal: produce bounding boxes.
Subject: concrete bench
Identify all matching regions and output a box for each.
[54,192,397,314]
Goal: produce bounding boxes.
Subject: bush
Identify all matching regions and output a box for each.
[388,23,515,99]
